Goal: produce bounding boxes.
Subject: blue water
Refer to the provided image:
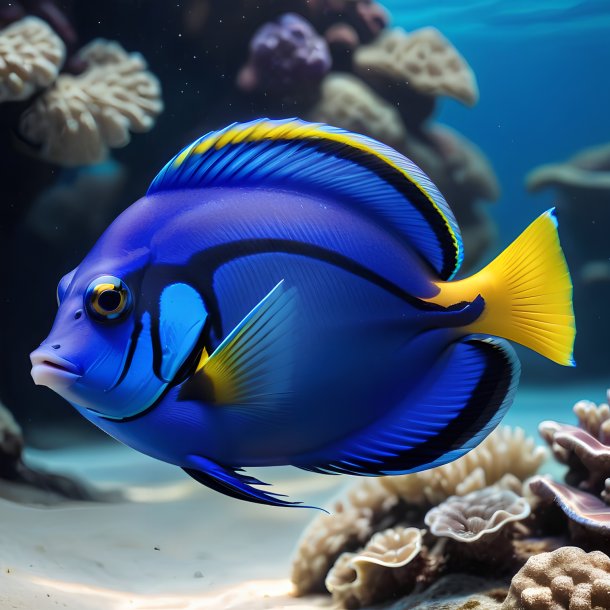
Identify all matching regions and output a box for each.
[387,0,610,242]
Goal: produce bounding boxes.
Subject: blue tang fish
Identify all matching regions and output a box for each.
[30,119,576,508]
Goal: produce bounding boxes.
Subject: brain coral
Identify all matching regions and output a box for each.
[0,16,65,102]
[19,38,163,166]
[502,547,610,610]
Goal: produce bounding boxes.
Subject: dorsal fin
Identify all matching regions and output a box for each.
[148,118,464,279]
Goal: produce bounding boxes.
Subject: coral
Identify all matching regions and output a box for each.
[0,16,65,102]
[308,72,407,151]
[292,427,546,600]
[237,13,331,94]
[19,38,163,166]
[325,527,424,608]
[302,0,389,44]
[529,477,610,537]
[526,143,610,193]
[502,547,610,610]
[531,394,610,547]
[425,487,531,544]
[539,396,610,491]
[381,426,546,508]
[291,478,400,595]
[354,27,479,107]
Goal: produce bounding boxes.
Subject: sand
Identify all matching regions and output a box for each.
[0,443,338,610]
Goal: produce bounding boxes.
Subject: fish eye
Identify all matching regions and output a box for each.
[85,276,132,322]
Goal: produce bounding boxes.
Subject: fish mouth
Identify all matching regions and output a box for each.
[30,349,83,388]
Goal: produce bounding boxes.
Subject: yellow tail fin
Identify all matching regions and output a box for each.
[428,209,575,366]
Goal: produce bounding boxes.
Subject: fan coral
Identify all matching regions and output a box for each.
[381,426,546,508]
[292,478,400,595]
[325,527,424,609]
[502,547,610,610]
[19,38,163,166]
[308,73,407,151]
[425,487,531,544]
[0,16,65,102]
[354,27,479,107]
[237,13,331,94]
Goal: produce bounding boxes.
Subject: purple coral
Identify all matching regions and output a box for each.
[237,13,331,94]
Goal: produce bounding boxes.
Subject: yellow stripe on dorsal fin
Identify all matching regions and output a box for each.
[147,118,464,280]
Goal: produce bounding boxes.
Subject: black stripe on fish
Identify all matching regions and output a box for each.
[180,237,447,340]
[108,316,143,390]
[299,137,457,279]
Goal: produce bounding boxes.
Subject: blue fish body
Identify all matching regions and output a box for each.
[31,119,576,508]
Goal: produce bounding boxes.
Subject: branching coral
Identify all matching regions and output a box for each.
[381,426,546,508]
[502,547,610,610]
[19,38,163,166]
[325,527,424,609]
[292,427,546,601]
[291,478,400,595]
[0,16,64,102]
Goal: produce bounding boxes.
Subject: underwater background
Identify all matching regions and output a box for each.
[1,1,610,609]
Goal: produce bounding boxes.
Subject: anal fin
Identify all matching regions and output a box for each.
[297,336,520,476]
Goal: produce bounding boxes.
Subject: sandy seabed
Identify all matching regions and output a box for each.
[0,444,338,610]
[0,384,600,609]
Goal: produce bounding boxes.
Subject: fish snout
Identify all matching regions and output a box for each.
[30,347,83,389]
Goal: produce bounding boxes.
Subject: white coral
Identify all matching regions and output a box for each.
[19,38,163,166]
[354,27,479,106]
[0,16,65,103]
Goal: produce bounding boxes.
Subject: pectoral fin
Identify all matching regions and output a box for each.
[180,280,297,407]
